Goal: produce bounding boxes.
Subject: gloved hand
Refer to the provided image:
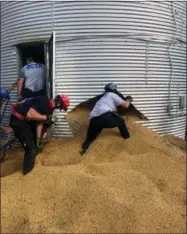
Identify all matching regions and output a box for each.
[126,95,133,102]
[36,137,43,153]
[45,115,54,127]
[17,95,23,102]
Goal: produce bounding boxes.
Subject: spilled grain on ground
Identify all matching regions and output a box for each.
[1,107,186,233]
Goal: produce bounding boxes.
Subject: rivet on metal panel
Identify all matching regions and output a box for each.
[175,9,178,15]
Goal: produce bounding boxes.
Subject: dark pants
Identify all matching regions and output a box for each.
[22,88,45,99]
[82,112,130,150]
[10,114,37,175]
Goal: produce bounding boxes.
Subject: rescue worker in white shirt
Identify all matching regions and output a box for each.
[80,83,133,155]
[17,57,46,100]
[9,94,70,175]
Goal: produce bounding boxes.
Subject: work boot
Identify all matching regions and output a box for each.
[80,148,87,155]
[23,155,36,175]
[23,149,36,175]
[122,135,130,139]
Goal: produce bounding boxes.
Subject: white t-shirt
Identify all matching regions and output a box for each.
[19,62,45,92]
[89,92,124,119]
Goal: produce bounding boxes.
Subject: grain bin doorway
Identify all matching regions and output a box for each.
[16,31,56,99]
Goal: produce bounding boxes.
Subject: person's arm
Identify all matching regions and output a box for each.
[113,93,131,109]
[17,78,24,96]
[17,68,25,97]
[26,108,47,121]
[0,125,13,134]
[36,122,44,138]
[118,100,131,109]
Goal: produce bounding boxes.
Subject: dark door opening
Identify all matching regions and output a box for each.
[16,32,56,99]
[17,42,45,68]
[17,42,47,96]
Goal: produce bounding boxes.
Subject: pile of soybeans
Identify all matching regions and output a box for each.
[1,107,186,233]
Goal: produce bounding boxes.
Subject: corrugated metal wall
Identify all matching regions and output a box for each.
[54,1,178,40]
[0,1,186,139]
[53,1,186,138]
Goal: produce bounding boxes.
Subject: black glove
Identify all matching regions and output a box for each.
[45,115,54,127]
[17,95,23,102]
[36,137,43,149]
[36,137,43,154]
[126,95,133,102]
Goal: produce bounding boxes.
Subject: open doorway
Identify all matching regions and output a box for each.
[17,42,45,69]
[17,42,47,96]
[16,32,55,99]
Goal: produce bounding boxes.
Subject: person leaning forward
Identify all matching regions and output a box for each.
[80,82,133,155]
[9,94,70,175]
[17,57,46,101]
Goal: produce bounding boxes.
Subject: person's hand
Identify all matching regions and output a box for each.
[0,125,13,134]
[36,137,44,154]
[17,95,23,102]
[45,115,54,127]
[36,137,43,149]
[126,95,133,102]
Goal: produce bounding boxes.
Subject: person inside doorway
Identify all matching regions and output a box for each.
[17,56,46,100]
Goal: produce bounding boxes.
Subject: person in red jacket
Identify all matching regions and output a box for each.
[10,94,69,175]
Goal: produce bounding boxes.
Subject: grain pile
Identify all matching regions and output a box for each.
[1,107,186,233]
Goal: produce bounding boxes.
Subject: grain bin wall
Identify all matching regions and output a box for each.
[0,1,186,139]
